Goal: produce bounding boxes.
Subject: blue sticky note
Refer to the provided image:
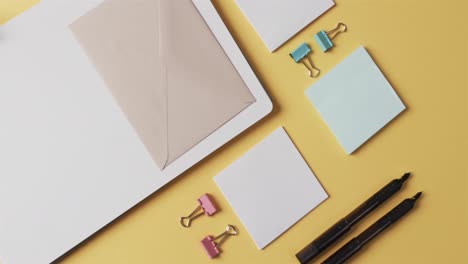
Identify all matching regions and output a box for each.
[305,46,406,154]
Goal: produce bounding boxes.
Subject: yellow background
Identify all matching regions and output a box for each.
[1,0,467,263]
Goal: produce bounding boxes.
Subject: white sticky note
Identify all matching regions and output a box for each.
[305,46,406,154]
[234,0,335,52]
[214,127,328,249]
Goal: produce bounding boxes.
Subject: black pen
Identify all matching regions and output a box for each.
[322,192,422,264]
[296,172,411,264]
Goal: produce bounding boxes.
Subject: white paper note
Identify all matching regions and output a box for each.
[234,0,335,51]
[214,127,328,249]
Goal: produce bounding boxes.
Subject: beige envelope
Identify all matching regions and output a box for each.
[69,0,255,169]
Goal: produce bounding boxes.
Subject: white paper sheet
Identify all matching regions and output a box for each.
[234,0,335,51]
[214,127,328,249]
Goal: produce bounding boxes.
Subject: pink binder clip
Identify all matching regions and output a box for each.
[180,193,218,227]
[201,225,238,259]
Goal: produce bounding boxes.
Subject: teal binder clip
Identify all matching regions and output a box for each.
[314,23,347,52]
[290,43,320,78]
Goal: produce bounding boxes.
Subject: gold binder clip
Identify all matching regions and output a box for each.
[290,43,320,78]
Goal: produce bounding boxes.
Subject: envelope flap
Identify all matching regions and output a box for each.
[159,0,256,166]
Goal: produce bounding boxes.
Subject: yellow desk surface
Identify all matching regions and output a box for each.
[1,0,467,263]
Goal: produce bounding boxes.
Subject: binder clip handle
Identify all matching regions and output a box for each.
[180,205,203,227]
[180,194,218,228]
[303,56,320,78]
[326,22,347,40]
[213,225,238,247]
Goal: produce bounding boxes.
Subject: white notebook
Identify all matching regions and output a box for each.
[234,0,335,51]
[214,127,328,249]
[0,0,272,263]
